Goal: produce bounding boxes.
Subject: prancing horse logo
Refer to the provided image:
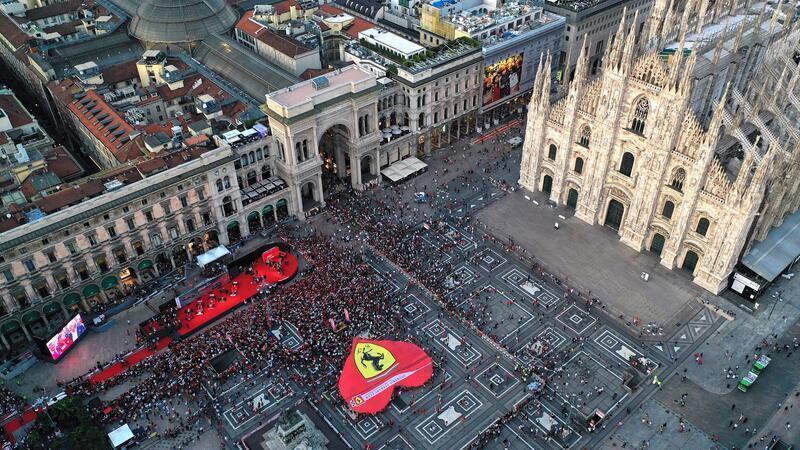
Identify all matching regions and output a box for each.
[354,342,396,379]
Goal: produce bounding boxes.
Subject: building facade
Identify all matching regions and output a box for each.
[519,2,795,294]
[0,141,298,349]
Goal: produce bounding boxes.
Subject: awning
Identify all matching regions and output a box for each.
[102,276,119,290]
[21,310,41,324]
[43,302,62,315]
[64,292,82,306]
[83,284,100,297]
[197,245,231,268]
[226,221,239,230]
[741,210,800,282]
[108,424,135,448]
[138,259,154,270]
[381,156,428,183]
[263,205,274,215]
[0,321,20,334]
[276,198,287,207]
[247,211,260,221]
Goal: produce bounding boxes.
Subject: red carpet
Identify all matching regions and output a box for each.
[89,337,172,384]
[176,247,298,335]
[3,407,40,444]
[86,247,298,385]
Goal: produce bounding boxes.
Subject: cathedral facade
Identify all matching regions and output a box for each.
[519,0,798,294]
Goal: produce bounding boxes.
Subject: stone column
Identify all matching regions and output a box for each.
[350,156,362,189]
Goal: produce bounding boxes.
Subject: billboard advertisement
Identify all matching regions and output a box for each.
[46,314,86,360]
[338,339,433,414]
[483,53,524,108]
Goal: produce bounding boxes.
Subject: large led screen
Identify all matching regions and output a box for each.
[46,314,86,360]
[483,53,524,108]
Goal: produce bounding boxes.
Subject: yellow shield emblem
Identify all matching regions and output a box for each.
[354,342,395,379]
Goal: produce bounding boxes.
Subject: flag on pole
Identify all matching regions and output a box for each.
[329,318,336,330]
[344,309,351,322]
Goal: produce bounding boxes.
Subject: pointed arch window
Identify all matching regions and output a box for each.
[548,144,557,160]
[579,126,591,147]
[631,97,649,134]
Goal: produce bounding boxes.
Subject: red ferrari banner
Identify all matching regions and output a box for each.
[338,339,433,414]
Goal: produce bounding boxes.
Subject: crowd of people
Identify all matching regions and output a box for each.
[0,385,25,417]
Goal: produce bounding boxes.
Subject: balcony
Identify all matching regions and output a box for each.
[240,176,289,207]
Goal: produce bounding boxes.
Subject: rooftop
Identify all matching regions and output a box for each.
[267,64,375,114]
[236,10,314,57]
[128,0,238,43]
[539,0,614,13]
[66,90,140,163]
[0,92,34,130]
[359,27,425,55]
[25,0,82,21]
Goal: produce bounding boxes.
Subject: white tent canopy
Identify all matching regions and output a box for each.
[381,156,428,183]
[108,423,134,448]
[196,245,231,268]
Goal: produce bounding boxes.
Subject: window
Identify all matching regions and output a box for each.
[145,210,154,222]
[240,155,249,167]
[203,212,212,226]
[14,290,29,308]
[133,241,145,256]
[46,250,57,263]
[42,238,49,245]
[142,198,148,205]
[696,218,710,236]
[180,196,188,208]
[34,281,50,299]
[197,188,205,201]
[66,242,77,255]
[619,152,635,176]
[114,247,127,263]
[216,179,224,192]
[159,192,166,198]
[662,201,675,219]
[261,165,271,180]
[151,233,163,247]
[56,273,69,289]
[579,126,591,147]
[186,219,196,233]
[2,269,12,282]
[107,225,117,238]
[162,202,171,215]
[671,168,686,192]
[23,259,34,272]
[169,227,179,240]
[631,98,649,134]
[96,255,109,272]
[574,157,584,174]
[77,263,89,280]
[126,217,136,230]
[548,144,557,160]
[222,196,236,217]
[223,177,231,189]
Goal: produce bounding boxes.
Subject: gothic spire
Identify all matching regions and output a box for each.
[608,7,628,70]
[768,0,784,36]
[705,82,730,145]
[621,10,640,72]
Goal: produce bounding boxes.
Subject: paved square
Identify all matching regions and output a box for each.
[555,304,597,334]
[475,363,519,398]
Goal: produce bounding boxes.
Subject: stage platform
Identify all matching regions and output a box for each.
[176,246,298,335]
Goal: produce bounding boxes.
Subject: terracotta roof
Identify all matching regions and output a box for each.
[183,134,209,146]
[300,67,334,80]
[0,132,8,145]
[319,4,344,14]
[43,20,80,36]
[136,157,167,175]
[0,94,34,128]
[342,17,375,39]
[273,0,299,14]
[35,179,103,213]
[236,11,312,57]
[0,12,31,49]
[25,0,82,21]
[100,60,139,85]
[66,90,140,163]
[44,145,83,181]
[156,73,229,104]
